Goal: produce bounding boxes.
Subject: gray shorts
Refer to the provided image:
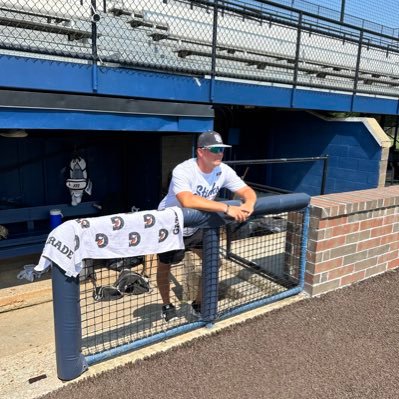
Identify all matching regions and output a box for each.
[158,229,203,264]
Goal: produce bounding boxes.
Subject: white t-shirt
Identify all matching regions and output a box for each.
[159,158,246,235]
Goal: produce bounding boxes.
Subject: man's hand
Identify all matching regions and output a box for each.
[226,205,251,222]
[239,202,254,216]
[233,185,257,221]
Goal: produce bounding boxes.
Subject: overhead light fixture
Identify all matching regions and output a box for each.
[0,129,28,138]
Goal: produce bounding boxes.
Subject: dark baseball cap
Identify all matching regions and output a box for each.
[197,131,232,148]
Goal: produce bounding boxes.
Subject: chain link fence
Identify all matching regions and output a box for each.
[79,208,305,357]
[2,0,399,98]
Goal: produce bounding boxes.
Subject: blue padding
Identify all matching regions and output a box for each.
[52,264,88,381]
[182,193,310,228]
[201,228,220,322]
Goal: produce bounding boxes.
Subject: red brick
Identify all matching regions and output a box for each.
[370,225,393,238]
[383,215,397,225]
[315,236,346,251]
[388,258,399,270]
[313,257,344,273]
[390,241,399,250]
[378,250,399,264]
[360,219,383,230]
[305,272,320,285]
[357,237,381,251]
[380,233,399,245]
[331,223,359,237]
[341,271,366,286]
[328,265,354,280]
[319,217,348,228]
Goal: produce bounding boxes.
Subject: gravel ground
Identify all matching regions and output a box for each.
[40,269,399,399]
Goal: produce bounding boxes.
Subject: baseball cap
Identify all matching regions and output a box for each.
[197,131,232,148]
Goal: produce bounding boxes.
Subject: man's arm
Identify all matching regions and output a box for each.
[176,191,229,213]
[176,185,257,222]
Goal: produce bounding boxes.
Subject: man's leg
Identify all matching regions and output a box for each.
[191,248,203,304]
[156,261,172,305]
[157,249,184,322]
[189,247,203,317]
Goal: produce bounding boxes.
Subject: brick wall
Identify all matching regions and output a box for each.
[305,186,399,296]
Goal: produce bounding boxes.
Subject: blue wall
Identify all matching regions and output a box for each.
[225,110,382,196]
[269,113,382,194]
[0,132,164,212]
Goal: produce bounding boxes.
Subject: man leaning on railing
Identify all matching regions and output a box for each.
[157,130,257,321]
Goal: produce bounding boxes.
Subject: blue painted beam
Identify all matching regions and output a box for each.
[1,55,399,116]
[0,109,213,132]
[0,55,94,93]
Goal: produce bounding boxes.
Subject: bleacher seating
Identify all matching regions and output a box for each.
[0,0,399,96]
[0,4,92,41]
[0,15,92,40]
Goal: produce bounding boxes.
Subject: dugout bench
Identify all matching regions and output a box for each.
[0,201,101,260]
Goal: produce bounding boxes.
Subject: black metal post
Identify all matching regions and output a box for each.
[351,29,363,111]
[340,0,346,22]
[394,116,399,150]
[91,0,98,62]
[91,0,99,92]
[209,0,219,103]
[291,12,302,107]
[321,155,329,195]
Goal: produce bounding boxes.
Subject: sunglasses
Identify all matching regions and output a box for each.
[202,147,225,154]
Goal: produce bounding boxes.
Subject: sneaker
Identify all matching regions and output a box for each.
[161,303,177,322]
[190,301,202,318]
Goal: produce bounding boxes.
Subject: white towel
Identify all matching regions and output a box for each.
[35,207,184,277]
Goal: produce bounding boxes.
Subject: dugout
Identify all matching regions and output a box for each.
[0,99,391,214]
[0,94,213,214]
[0,99,391,268]
[0,93,213,267]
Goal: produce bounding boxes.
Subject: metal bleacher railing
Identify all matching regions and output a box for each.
[225,155,330,196]
[51,193,310,380]
[3,0,399,99]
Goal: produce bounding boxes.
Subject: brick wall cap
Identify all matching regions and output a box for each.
[310,186,399,218]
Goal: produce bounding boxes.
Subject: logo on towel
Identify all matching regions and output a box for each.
[74,235,80,251]
[111,216,125,230]
[129,232,141,247]
[159,228,168,242]
[46,236,74,259]
[144,214,156,228]
[95,233,109,248]
[76,219,90,228]
[172,210,180,235]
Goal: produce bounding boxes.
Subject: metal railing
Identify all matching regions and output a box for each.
[225,156,330,195]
